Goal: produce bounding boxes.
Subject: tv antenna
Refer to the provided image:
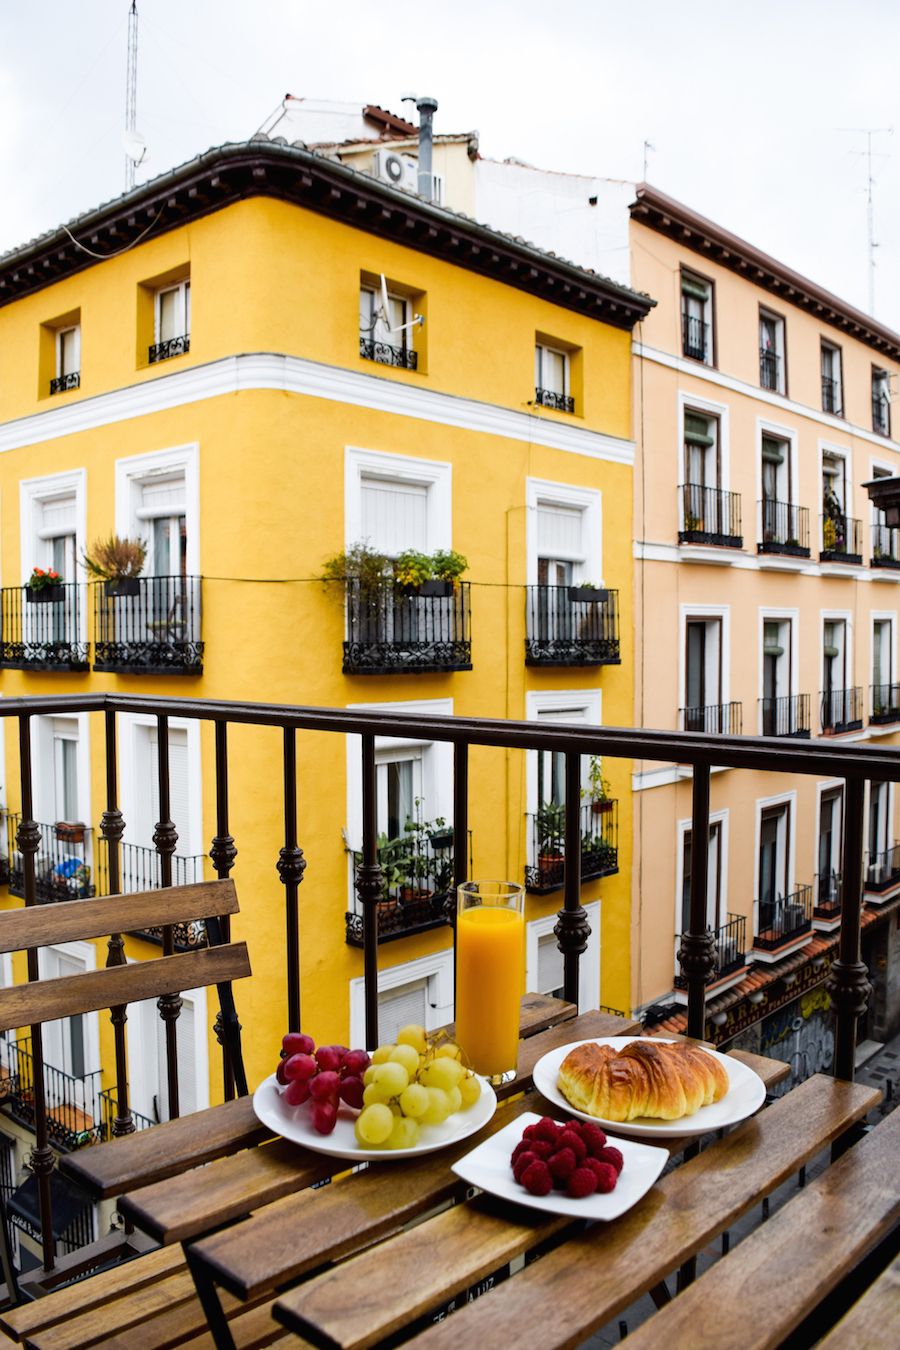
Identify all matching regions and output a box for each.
[843,126,893,316]
[124,1,147,188]
[367,274,424,336]
[642,140,655,180]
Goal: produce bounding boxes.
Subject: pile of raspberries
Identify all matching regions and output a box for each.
[511,1116,624,1199]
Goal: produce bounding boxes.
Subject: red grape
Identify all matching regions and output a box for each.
[340,1075,364,1109]
[315,1045,343,1073]
[275,1059,288,1085]
[284,1078,311,1106]
[310,1070,341,1101]
[342,1049,371,1077]
[310,1100,338,1134]
[283,1053,317,1082]
[283,1032,315,1057]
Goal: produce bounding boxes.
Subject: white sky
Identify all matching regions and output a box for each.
[2,1,899,328]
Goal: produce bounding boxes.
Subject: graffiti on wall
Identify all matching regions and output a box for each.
[758,987,834,1095]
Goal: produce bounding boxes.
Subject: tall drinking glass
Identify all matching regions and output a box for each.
[455,880,525,1086]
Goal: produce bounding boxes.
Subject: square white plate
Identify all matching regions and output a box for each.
[452,1111,668,1220]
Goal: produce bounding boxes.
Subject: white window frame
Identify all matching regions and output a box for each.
[524,688,602,828]
[678,390,730,489]
[37,941,101,1079]
[127,979,209,1122]
[534,343,570,398]
[345,447,451,554]
[115,444,199,577]
[117,711,202,858]
[154,279,191,344]
[679,605,729,716]
[19,470,86,592]
[55,325,81,379]
[821,340,843,412]
[674,809,729,974]
[758,309,786,394]
[871,611,896,692]
[818,440,852,551]
[349,948,453,1050]
[753,790,797,930]
[757,607,800,732]
[526,901,600,1014]
[820,609,853,693]
[814,779,844,882]
[526,478,602,586]
[755,418,799,537]
[680,271,713,365]
[867,780,894,861]
[30,713,91,834]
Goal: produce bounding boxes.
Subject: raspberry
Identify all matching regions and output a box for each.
[579,1123,608,1158]
[557,1129,587,1162]
[533,1118,562,1145]
[511,1140,531,1164]
[522,1124,538,1140]
[548,1147,577,1183]
[529,1139,554,1160]
[567,1167,598,1199]
[512,1151,538,1183]
[521,1160,553,1196]
[597,1145,624,1175]
[591,1162,619,1194]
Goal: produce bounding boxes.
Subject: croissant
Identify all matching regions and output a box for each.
[558,1039,729,1122]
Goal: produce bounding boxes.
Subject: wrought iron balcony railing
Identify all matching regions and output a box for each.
[758,499,810,556]
[345,829,455,947]
[98,1090,155,1138]
[49,372,80,395]
[92,575,203,675]
[821,375,842,415]
[343,578,471,675]
[534,387,575,414]
[820,513,862,563]
[0,1037,102,1151]
[524,585,620,666]
[6,815,95,903]
[678,483,742,547]
[0,584,89,670]
[814,871,842,921]
[525,801,618,894]
[872,393,891,437]
[95,841,207,949]
[759,348,780,391]
[870,682,900,725]
[358,336,417,370]
[760,694,811,738]
[754,885,813,951]
[821,686,863,734]
[148,334,190,363]
[680,702,742,735]
[870,523,900,569]
[675,913,746,989]
[865,842,900,893]
[681,313,709,362]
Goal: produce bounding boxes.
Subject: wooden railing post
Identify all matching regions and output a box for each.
[556,751,588,1008]
[826,775,870,1081]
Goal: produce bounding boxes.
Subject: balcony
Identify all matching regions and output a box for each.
[865,842,900,898]
[760,694,811,738]
[49,371,80,395]
[0,584,89,671]
[813,871,842,928]
[1,1037,101,1151]
[534,387,574,414]
[759,347,780,391]
[91,575,203,675]
[6,815,95,903]
[758,500,810,557]
[681,313,709,362]
[345,827,454,946]
[822,375,842,416]
[524,586,620,667]
[343,577,471,675]
[97,841,207,949]
[680,702,742,735]
[524,801,618,894]
[872,392,891,437]
[674,914,746,989]
[820,513,862,564]
[678,484,742,548]
[148,334,190,363]
[358,335,417,370]
[870,682,900,725]
[821,686,863,734]
[753,885,813,954]
[870,523,900,569]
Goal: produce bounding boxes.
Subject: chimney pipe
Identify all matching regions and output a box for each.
[403,94,438,200]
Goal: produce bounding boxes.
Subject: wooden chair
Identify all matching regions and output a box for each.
[0,879,250,1297]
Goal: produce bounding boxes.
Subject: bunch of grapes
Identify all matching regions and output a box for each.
[276,1032,371,1135]
[354,1023,481,1150]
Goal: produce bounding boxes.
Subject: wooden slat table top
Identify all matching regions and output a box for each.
[621,1105,900,1350]
[304,1076,880,1350]
[721,1047,790,1089]
[816,1252,900,1350]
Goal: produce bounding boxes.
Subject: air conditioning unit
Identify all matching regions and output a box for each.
[375,150,418,192]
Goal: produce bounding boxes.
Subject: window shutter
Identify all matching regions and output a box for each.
[537,503,583,559]
[684,413,714,446]
[145,727,191,852]
[377,979,428,1044]
[155,995,196,1120]
[137,475,186,518]
[761,437,785,464]
[537,932,563,997]
[39,493,76,538]
[361,477,428,554]
[682,275,709,300]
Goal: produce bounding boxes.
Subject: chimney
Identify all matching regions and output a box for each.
[403,95,438,200]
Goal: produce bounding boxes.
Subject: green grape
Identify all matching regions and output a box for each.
[420,1087,452,1126]
[419,1058,465,1092]
[371,1043,395,1064]
[436,1042,461,1061]
[458,1074,481,1109]
[386,1115,421,1149]
[363,1083,393,1106]
[446,1085,462,1115]
[372,1062,409,1095]
[355,1102,394,1145]
[389,1043,420,1076]
[397,1023,427,1054]
[399,1083,429,1118]
[363,1066,377,1085]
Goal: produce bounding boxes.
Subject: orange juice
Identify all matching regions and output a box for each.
[455,905,524,1078]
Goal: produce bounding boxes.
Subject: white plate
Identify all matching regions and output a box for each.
[252,1072,497,1161]
[532,1037,766,1139]
[452,1111,668,1220]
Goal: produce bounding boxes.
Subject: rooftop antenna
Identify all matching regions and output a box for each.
[843,126,893,316]
[124,1,146,189]
[642,140,655,180]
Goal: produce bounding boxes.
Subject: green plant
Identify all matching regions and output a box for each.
[28,567,62,591]
[536,801,566,852]
[82,534,147,582]
[683,512,702,532]
[823,517,837,551]
[430,549,468,583]
[584,756,611,803]
[393,550,434,588]
[321,542,390,598]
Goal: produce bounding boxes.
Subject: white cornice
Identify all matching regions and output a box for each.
[633,538,900,582]
[0,353,635,467]
[635,342,900,455]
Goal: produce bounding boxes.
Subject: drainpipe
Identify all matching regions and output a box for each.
[403,95,438,200]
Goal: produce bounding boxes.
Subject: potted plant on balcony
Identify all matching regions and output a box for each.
[82,535,147,597]
[394,549,468,598]
[428,818,454,852]
[398,812,435,905]
[26,568,64,603]
[584,756,613,814]
[322,543,391,643]
[536,801,566,881]
[55,820,86,844]
[428,549,468,596]
[567,579,609,604]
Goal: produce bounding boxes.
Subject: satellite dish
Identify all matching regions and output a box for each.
[123,130,148,166]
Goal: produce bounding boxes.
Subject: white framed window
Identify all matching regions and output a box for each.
[535,344,568,398]
[872,368,892,436]
[867,781,892,866]
[759,309,785,394]
[128,983,208,1122]
[116,445,199,577]
[20,470,86,589]
[676,810,728,938]
[821,340,843,416]
[56,325,81,380]
[525,689,601,814]
[31,714,91,832]
[816,782,843,892]
[754,792,797,935]
[118,713,202,870]
[38,942,100,1094]
[526,901,600,1013]
[681,271,713,364]
[759,610,799,734]
[821,611,855,732]
[359,286,411,354]
[349,948,454,1049]
[683,613,724,729]
[155,280,191,345]
[345,448,451,556]
[526,479,602,587]
[872,616,894,701]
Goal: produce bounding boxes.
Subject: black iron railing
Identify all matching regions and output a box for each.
[6,815,95,903]
[865,843,900,893]
[821,687,863,734]
[759,348,780,390]
[870,523,900,568]
[149,335,190,363]
[343,578,471,674]
[346,830,454,946]
[680,702,742,735]
[758,500,810,556]
[525,801,618,894]
[0,1038,101,1151]
[95,842,207,949]
[820,513,862,563]
[814,871,842,921]
[524,586,620,666]
[0,585,89,670]
[870,683,900,725]
[822,375,842,415]
[98,1091,155,1138]
[92,576,203,674]
[682,313,709,362]
[872,393,891,437]
[754,885,814,950]
[49,372,80,395]
[678,483,742,547]
[675,914,746,988]
[534,387,575,414]
[760,694,811,738]
[358,336,417,370]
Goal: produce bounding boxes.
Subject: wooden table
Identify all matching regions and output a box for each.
[7,1003,885,1350]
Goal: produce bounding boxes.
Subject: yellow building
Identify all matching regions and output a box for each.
[0,132,651,1211]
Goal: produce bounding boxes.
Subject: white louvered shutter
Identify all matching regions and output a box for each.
[155,994,196,1120]
[377,979,428,1044]
[537,932,564,998]
[361,477,428,555]
[537,503,583,561]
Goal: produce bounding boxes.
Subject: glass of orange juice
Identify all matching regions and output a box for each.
[455,880,525,1085]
